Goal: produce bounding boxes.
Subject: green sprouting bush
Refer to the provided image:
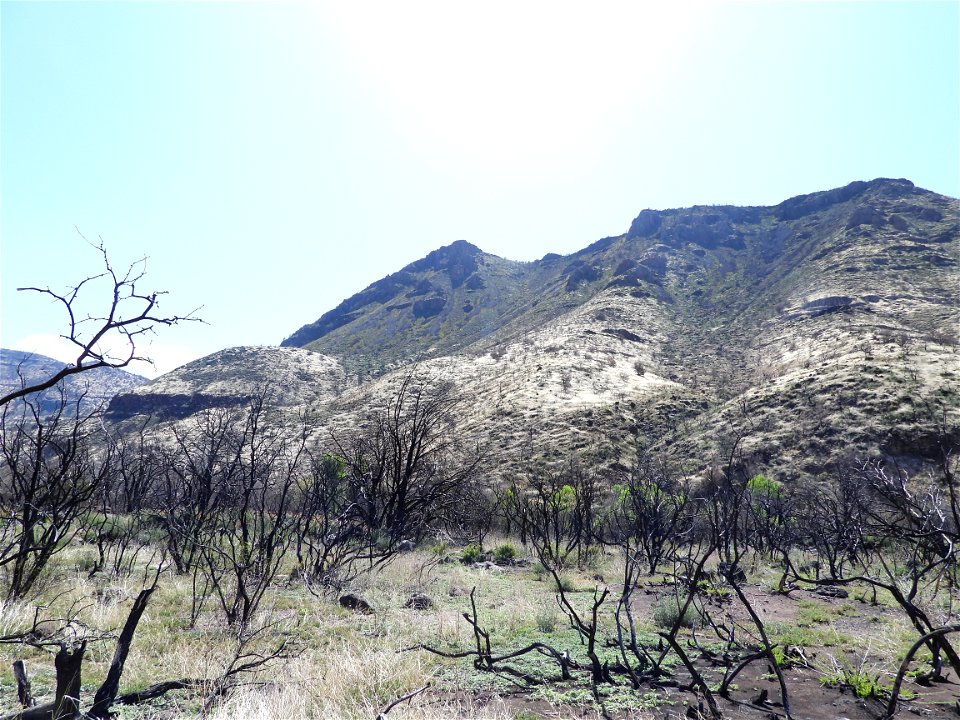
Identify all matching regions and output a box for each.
[373,531,392,553]
[696,577,730,599]
[80,512,127,543]
[819,666,892,699]
[139,522,167,546]
[770,645,796,669]
[652,595,699,629]
[536,610,558,633]
[513,712,541,720]
[493,543,519,565]
[75,552,100,574]
[747,473,783,497]
[461,544,483,564]
[557,574,577,593]
[577,545,604,570]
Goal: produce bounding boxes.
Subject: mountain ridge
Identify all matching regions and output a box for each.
[282,178,949,374]
[109,178,959,481]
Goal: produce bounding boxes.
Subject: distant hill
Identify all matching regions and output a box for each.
[1,349,147,417]
[111,178,960,481]
[105,346,346,422]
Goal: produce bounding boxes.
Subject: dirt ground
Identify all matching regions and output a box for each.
[430,569,960,720]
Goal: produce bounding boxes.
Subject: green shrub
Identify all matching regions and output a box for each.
[80,512,126,543]
[696,578,730,599]
[652,595,699,629]
[577,546,604,570]
[557,574,577,593]
[797,599,833,626]
[771,645,793,668]
[536,610,558,633]
[493,543,518,565]
[461,544,483,564]
[531,562,547,580]
[819,666,892,699]
[372,530,392,553]
[75,552,100,574]
[139,522,167,546]
[514,712,541,720]
[747,473,782,496]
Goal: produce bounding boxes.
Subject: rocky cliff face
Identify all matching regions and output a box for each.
[110,179,960,481]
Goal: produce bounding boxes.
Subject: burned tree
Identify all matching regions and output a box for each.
[158,409,240,578]
[333,374,482,546]
[0,393,107,600]
[84,424,164,578]
[195,392,308,627]
[787,457,960,680]
[518,458,602,569]
[603,453,692,575]
[153,390,311,626]
[292,451,384,588]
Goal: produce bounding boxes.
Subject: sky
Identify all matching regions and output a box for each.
[2,1,958,378]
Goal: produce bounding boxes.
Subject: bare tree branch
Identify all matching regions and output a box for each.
[1,238,201,408]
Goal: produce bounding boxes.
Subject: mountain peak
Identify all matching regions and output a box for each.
[448,239,483,253]
[404,239,487,285]
[774,177,919,220]
[280,239,501,351]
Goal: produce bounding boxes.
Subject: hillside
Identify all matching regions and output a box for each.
[0,349,147,416]
[285,178,956,369]
[111,178,960,480]
[105,346,347,422]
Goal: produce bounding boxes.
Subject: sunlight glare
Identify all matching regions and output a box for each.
[313,2,712,176]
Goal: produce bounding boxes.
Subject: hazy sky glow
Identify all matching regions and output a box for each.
[2,1,958,377]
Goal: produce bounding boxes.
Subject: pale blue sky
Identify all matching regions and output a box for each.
[2,1,958,376]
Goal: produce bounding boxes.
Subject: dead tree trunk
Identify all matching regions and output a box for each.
[88,585,157,719]
[52,643,85,720]
[12,660,32,708]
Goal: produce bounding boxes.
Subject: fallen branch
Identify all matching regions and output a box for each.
[375,683,431,720]
[113,679,206,705]
[405,587,572,683]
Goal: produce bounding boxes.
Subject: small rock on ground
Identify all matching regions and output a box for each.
[815,585,849,598]
[339,593,374,613]
[405,593,434,610]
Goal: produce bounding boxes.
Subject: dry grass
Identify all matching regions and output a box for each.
[0,543,530,719]
[204,640,513,720]
[1,538,957,720]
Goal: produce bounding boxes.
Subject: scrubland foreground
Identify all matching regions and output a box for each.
[0,374,957,720]
[0,534,958,720]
